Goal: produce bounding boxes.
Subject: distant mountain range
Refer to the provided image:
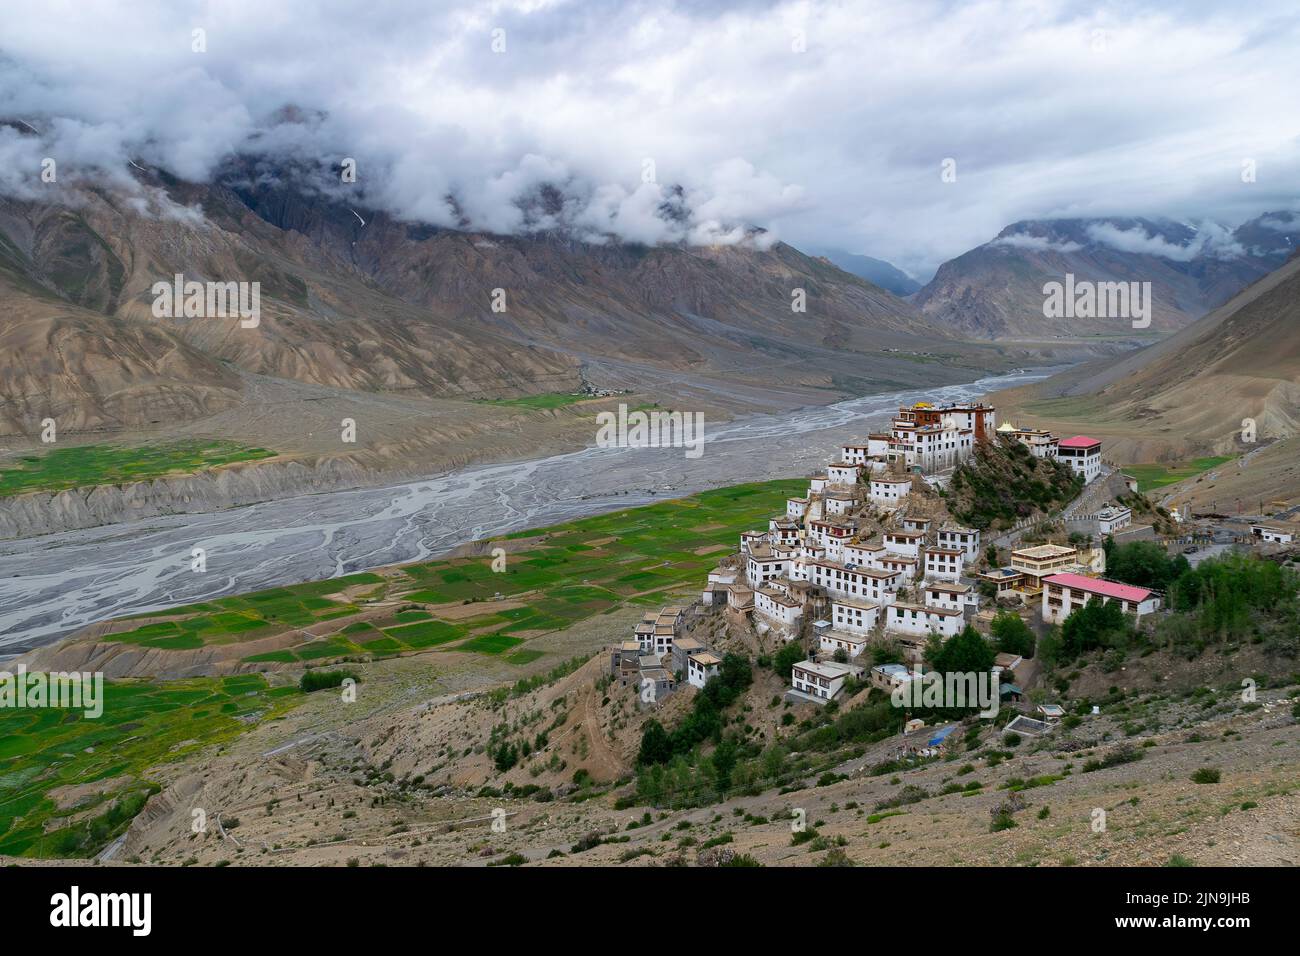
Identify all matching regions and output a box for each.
[802,247,922,296]
[912,214,1300,339]
[0,161,984,438]
[3,130,1297,447]
[1051,247,1300,448]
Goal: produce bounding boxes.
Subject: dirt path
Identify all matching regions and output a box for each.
[574,662,625,782]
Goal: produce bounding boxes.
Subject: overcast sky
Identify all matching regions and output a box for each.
[1,0,1298,277]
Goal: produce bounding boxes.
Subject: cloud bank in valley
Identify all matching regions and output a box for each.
[1,0,1298,274]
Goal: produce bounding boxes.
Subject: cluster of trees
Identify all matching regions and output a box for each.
[1161,553,1299,657]
[299,668,357,692]
[1103,538,1189,591]
[773,640,806,679]
[989,610,1035,657]
[1039,597,1131,664]
[637,653,752,767]
[924,624,996,675]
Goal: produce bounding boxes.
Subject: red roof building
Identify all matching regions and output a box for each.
[1043,572,1150,602]
[1041,572,1161,624]
[1058,435,1101,449]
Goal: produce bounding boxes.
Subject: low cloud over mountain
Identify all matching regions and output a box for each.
[2,0,1299,269]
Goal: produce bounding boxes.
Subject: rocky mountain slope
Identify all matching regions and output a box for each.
[0,157,988,444]
[986,251,1300,468]
[802,246,922,296]
[37,630,1298,869]
[914,215,1299,340]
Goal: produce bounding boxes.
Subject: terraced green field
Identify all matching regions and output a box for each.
[0,440,276,497]
[0,675,300,858]
[102,479,805,667]
[1124,457,1236,492]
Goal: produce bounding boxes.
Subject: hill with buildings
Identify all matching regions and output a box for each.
[5,406,1297,868]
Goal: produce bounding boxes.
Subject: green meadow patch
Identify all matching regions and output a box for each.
[0,676,300,858]
[476,392,591,411]
[1123,457,1236,492]
[0,440,275,497]
[458,633,525,655]
[505,650,545,666]
[382,620,466,648]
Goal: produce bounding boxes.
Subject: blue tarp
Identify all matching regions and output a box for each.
[928,724,957,747]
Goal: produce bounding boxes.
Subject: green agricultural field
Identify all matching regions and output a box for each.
[0,440,276,497]
[476,392,593,411]
[97,479,804,667]
[1124,457,1236,492]
[0,675,300,858]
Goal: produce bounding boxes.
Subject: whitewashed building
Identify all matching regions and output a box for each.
[922,581,974,612]
[687,651,723,689]
[869,477,912,506]
[791,659,858,703]
[1040,573,1160,624]
[843,542,885,568]
[820,628,869,660]
[823,492,858,516]
[888,421,974,472]
[826,462,862,487]
[923,546,964,582]
[885,602,964,639]
[806,559,900,603]
[871,662,922,694]
[882,530,925,558]
[807,519,856,560]
[937,524,980,561]
[1096,506,1132,535]
[754,586,803,633]
[900,516,933,535]
[1058,436,1102,484]
[830,596,883,635]
[1251,524,1296,544]
[745,547,791,588]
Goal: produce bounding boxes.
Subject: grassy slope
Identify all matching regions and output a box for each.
[1123,456,1235,492]
[946,437,1082,530]
[0,675,300,858]
[0,440,275,497]
[476,393,594,410]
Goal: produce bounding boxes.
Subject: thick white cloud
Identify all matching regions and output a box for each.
[1,0,1297,272]
[990,234,1084,254]
[1085,221,1246,262]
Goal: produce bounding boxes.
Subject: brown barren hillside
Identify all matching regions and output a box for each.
[0,165,1009,445]
[987,253,1300,471]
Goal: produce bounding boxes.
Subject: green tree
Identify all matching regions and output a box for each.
[870,642,904,666]
[1059,597,1130,659]
[928,625,997,674]
[990,611,1035,657]
[637,719,673,766]
[1106,539,1189,591]
[774,640,806,679]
